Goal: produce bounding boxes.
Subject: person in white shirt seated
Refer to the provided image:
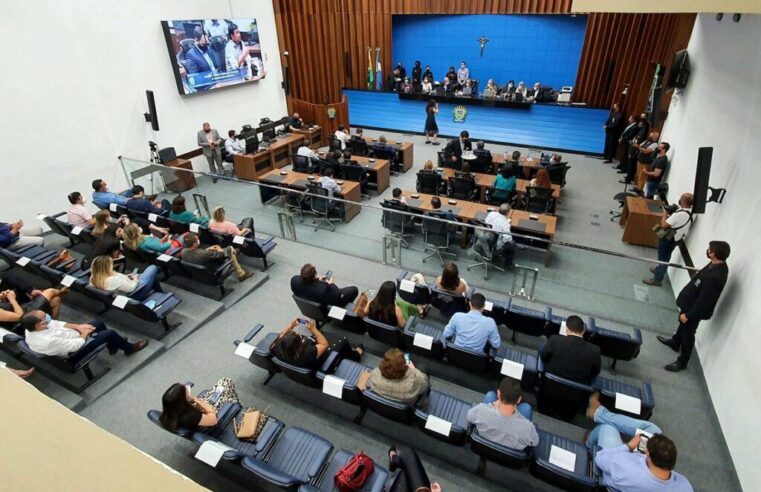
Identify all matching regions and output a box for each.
[66,192,95,228]
[224,130,245,160]
[21,310,147,361]
[421,76,433,93]
[484,203,515,264]
[89,256,163,301]
[334,125,350,150]
[297,143,319,160]
[319,167,342,197]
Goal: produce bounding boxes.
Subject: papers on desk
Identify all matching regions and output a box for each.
[500,359,525,380]
[549,445,577,472]
[61,275,77,287]
[15,257,31,267]
[234,342,256,359]
[615,393,642,415]
[328,306,347,321]
[413,332,434,350]
[71,227,83,236]
[559,322,568,336]
[189,223,200,233]
[195,440,235,467]
[112,295,130,309]
[484,301,493,312]
[425,415,452,437]
[232,235,246,245]
[148,213,158,223]
[399,279,416,293]
[322,375,346,399]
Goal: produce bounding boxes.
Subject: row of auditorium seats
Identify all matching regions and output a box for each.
[147,382,393,491]
[234,325,604,491]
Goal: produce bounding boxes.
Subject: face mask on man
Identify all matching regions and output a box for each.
[44,314,52,325]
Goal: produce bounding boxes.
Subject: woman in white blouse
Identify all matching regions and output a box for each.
[89,256,163,301]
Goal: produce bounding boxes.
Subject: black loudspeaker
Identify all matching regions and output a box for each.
[667,50,690,90]
[158,147,176,163]
[281,66,290,95]
[144,90,159,131]
[693,147,713,214]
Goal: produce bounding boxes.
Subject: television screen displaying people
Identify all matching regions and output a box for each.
[161,18,266,95]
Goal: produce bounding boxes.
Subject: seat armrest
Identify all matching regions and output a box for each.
[543,305,552,321]
[632,327,643,344]
[167,246,182,257]
[586,317,596,333]
[396,270,410,282]
[243,324,264,343]
[215,259,233,275]
[320,351,340,373]
[241,457,300,488]
[403,315,416,332]
[503,296,512,310]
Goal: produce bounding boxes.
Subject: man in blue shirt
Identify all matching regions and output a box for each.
[595,433,693,491]
[443,293,501,352]
[125,185,170,215]
[91,179,132,209]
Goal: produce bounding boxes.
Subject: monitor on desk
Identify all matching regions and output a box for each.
[245,134,260,153]
[257,121,277,140]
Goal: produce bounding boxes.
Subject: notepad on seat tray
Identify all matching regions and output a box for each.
[549,445,576,472]
[516,219,547,233]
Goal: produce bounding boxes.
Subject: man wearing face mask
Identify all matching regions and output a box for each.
[197,122,224,180]
[21,310,147,362]
[658,241,730,372]
[186,26,218,75]
[224,23,254,74]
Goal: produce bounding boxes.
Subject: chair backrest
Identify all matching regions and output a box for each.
[547,164,568,186]
[526,186,554,214]
[372,146,396,162]
[42,215,71,239]
[472,225,498,261]
[537,372,594,419]
[450,177,476,200]
[430,287,469,318]
[395,274,431,306]
[272,357,321,387]
[486,186,515,206]
[307,184,333,214]
[471,153,493,173]
[292,294,329,323]
[444,342,490,373]
[380,200,409,235]
[506,305,549,337]
[146,409,196,439]
[180,260,225,285]
[293,155,311,173]
[329,136,342,151]
[422,213,454,245]
[348,138,369,156]
[416,171,442,195]
[341,165,365,182]
[363,389,415,424]
[364,316,402,347]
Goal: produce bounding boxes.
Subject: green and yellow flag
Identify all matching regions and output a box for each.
[367,47,374,90]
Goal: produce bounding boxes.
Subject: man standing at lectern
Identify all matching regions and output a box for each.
[198,122,224,182]
[658,241,730,372]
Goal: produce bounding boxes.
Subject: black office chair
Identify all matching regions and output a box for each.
[449,176,479,201]
[372,147,400,174]
[282,190,313,223]
[421,213,457,265]
[381,199,415,246]
[329,136,342,152]
[471,152,493,174]
[307,183,342,231]
[437,151,448,169]
[348,138,369,156]
[341,164,369,198]
[416,170,444,195]
[547,163,570,188]
[485,187,516,207]
[467,221,505,280]
[293,154,318,173]
[524,186,556,214]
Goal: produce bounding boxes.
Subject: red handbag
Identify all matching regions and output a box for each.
[334,452,375,492]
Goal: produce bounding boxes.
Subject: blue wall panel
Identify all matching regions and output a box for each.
[344,90,607,154]
[392,14,587,89]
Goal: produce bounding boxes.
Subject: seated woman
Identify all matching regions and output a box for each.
[271,317,363,368]
[169,196,209,226]
[208,206,253,237]
[530,168,552,189]
[423,159,437,172]
[368,349,429,406]
[81,235,125,271]
[387,444,441,492]
[435,262,468,295]
[493,165,517,202]
[122,223,178,255]
[89,255,163,301]
[92,210,166,239]
[159,383,218,431]
[0,270,66,328]
[363,281,421,328]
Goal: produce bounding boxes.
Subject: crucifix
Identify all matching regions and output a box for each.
[477,36,489,57]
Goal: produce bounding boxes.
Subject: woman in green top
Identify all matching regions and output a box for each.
[169,196,209,226]
[493,165,516,202]
[122,223,176,254]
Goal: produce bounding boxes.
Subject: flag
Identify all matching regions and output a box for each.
[375,47,382,91]
[367,47,374,90]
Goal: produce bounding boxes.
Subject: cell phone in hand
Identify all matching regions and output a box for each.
[132,268,139,275]
[324,270,333,280]
[404,353,411,364]
[635,429,653,453]
[297,318,309,325]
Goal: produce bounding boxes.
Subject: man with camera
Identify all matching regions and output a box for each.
[644,193,693,287]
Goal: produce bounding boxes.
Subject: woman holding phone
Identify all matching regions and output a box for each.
[271,317,364,368]
[424,99,439,145]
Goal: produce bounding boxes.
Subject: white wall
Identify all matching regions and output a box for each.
[0,0,286,223]
[661,13,761,491]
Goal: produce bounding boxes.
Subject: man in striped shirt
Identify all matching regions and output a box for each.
[467,377,539,450]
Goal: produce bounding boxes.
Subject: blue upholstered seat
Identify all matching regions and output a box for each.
[413,389,472,445]
[298,449,389,492]
[529,429,599,491]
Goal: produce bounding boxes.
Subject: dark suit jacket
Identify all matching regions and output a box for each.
[619,122,639,143]
[445,138,472,159]
[126,198,165,216]
[604,112,623,133]
[540,335,601,384]
[186,45,216,74]
[290,275,350,307]
[676,262,729,320]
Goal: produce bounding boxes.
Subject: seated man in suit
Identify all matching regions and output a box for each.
[390,187,407,206]
[180,233,253,282]
[296,142,319,160]
[291,263,358,308]
[443,293,501,352]
[21,310,147,360]
[185,26,218,76]
[351,128,364,140]
[372,135,397,156]
[474,141,492,160]
[125,185,170,215]
[444,130,472,166]
[540,315,601,384]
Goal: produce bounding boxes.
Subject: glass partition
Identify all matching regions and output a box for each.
[118,156,692,331]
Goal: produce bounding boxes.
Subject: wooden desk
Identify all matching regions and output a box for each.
[293,126,323,149]
[492,154,543,175]
[259,169,362,223]
[635,163,648,191]
[620,196,661,248]
[441,168,560,202]
[233,133,305,181]
[365,138,414,172]
[163,158,197,192]
[351,155,391,193]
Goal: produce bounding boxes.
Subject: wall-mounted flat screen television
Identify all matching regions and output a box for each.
[161,18,265,95]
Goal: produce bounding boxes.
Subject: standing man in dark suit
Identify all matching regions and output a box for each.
[444,130,472,166]
[540,315,601,384]
[290,263,358,308]
[616,115,639,175]
[603,104,623,163]
[658,241,730,372]
[411,61,423,91]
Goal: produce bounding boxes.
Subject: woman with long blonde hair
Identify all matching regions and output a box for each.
[121,223,175,254]
[208,206,254,237]
[89,255,163,301]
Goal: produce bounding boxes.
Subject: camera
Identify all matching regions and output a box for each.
[148,141,158,151]
[662,204,679,215]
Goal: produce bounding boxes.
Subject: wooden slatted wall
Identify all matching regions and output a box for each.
[274,1,694,118]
